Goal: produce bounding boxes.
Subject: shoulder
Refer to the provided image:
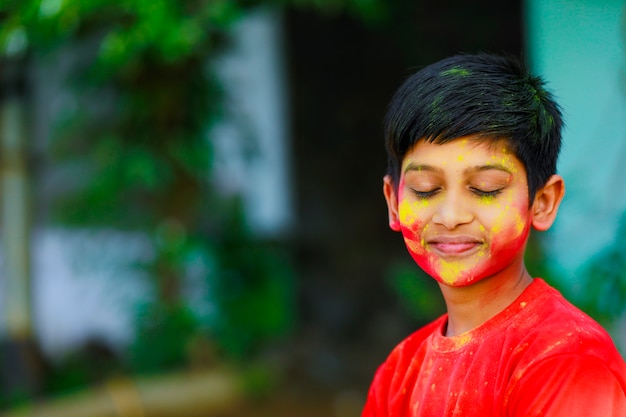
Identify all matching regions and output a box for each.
[370,314,446,381]
[505,280,626,410]
[386,315,447,362]
[507,353,626,416]
[517,279,620,361]
[363,315,446,415]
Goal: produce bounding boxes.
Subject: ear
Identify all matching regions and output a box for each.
[531,174,565,231]
[383,175,402,232]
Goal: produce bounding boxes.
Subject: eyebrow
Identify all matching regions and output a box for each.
[403,163,442,174]
[465,164,513,175]
[403,162,513,175]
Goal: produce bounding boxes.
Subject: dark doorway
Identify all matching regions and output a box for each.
[284,0,523,392]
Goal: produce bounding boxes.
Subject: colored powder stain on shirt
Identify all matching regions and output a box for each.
[363,279,626,417]
[450,332,473,349]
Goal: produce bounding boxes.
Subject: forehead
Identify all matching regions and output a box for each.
[401,137,525,174]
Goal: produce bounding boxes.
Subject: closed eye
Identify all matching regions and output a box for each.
[470,187,503,197]
[411,188,441,199]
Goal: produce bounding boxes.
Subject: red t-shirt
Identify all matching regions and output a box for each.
[362,278,626,416]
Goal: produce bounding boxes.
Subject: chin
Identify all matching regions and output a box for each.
[420,260,492,287]
[432,274,482,287]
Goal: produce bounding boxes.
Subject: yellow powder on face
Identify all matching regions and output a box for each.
[398,199,429,225]
[436,248,487,285]
[492,209,526,238]
[490,221,502,234]
[404,237,426,255]
[501,156,518,173]
[398,200,416,224]
[477,194,497,205]
[438,260,465,285]
[514,212,526,236]
[490,201,511,234]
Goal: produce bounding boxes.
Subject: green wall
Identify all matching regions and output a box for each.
[526,0,626,285]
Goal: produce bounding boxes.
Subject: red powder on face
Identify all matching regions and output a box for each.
[393,139,535,287]
[401,213,532,287]
[487,218,531,271]
[397,180,533,287]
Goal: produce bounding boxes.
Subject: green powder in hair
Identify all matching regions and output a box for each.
[429,94,443,112]
[441,66,471,77]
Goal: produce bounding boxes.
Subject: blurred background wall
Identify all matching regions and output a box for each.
[0,0,624,416]
[527,0,626,289]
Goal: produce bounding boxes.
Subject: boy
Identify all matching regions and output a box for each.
[362,54,626,416]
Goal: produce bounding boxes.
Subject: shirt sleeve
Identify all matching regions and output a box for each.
[508,354,626,417]
[361,363,389,417]
[361,389,378,417]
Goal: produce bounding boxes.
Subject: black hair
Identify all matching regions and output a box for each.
[385,53,563,202]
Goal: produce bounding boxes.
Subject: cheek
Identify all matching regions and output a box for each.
[397,199,439,274]
[398,199,428,248]
[489,205,532,262]
[398,200,423,246]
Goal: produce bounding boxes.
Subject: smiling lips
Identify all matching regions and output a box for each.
[427,236,484,256]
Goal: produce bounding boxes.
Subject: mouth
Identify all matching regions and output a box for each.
[427,236,484,256]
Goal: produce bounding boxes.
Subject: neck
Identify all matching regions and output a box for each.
[439,262,533,337]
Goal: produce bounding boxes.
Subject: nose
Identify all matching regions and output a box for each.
[431,189,474,230]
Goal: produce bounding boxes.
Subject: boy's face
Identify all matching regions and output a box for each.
[384,138,534,287]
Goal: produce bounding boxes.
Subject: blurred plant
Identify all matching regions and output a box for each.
[523,230,559,286]
[387,261,445,324]
[524,214,626,334]
[574,213,626,326]
[0,0,385,391]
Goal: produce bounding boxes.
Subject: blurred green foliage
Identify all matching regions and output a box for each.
[388,262,445,323]
[575,213,626,326]
[0,0,384,396]
[525,219,626,333]
[524,219,626,351]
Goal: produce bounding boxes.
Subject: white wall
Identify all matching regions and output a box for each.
[212,6,293,237]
